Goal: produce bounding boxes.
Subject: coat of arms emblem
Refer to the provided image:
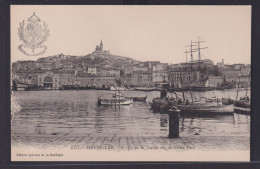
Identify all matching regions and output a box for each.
[18,12,49,56]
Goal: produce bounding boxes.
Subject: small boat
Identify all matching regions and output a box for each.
[135,87,157,91]
[233,89,250,115]
[130,96,147,101]
[98,98,133,105]
[150,97,174,112]
[98,86,133,105]
[222,97,235,105]
[234,97,250,115]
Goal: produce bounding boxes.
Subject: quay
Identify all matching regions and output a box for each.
[12,134,249,151]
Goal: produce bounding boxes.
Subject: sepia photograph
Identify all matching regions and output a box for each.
[10,5,251,161]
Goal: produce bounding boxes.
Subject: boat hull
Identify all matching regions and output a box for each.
[234,106,250,115]
[150,98,234,115]
[176,104,234,115]
[131,96,147,101]
[98,98,133,105]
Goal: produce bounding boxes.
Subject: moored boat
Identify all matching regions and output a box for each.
[222,97,235,105]
[233,89,250,115]
[175,103,234,115]
[234,97,250,115]
[130,96,147,101]
[98,86,133,105]
[98,98,133,105]
[150,97,234,115]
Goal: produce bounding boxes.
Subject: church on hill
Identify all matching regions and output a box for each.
[93,40,110,55]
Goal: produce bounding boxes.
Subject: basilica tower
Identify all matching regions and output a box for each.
[100,40,103,51]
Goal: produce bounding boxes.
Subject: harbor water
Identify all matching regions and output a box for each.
[11,89,250,137]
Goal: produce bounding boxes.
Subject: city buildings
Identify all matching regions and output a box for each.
[11,41,251,90]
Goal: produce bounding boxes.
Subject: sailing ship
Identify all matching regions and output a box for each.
[150,37,234,114]
[172,37,210,91]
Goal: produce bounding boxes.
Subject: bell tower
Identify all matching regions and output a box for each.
[100,40,103,51]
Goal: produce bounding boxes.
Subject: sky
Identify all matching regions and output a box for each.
[11,5,251,64]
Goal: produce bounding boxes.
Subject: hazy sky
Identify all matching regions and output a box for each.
[11,5,251,64]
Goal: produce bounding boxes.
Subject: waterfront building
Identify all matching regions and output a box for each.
[120,74,132,86]
[137,72,153,86]
[152,71,168,83]
[120,71,153,87]
[77,73,116,87]
[37,71,64,89]
[169,69,201,88]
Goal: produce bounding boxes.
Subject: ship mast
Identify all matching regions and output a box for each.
[192,36,208,70]
[185,41,197,81]
[184,41,197,104]
[186,41,197,62]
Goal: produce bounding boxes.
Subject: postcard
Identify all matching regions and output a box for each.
[11,5,251,161]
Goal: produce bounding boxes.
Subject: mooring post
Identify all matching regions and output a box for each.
[168,106,180,138]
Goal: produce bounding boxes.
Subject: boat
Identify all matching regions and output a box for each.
[150,37,235,115]
[130,96,147,101]
[98,86,133,105]
[135,87,157,91]
[233,89,250,115]
[175,103,234,115]
[234,106,250,115]
[216,79,236,90]
[222,97,234,105]
[150,97,176,112]
[234,97,250,115]
[98,98,133,105]
[150,97,234,115]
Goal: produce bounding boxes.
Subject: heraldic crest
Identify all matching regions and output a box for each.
[18,12,49,56]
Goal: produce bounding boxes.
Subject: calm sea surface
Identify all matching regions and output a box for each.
[12,89,250,137]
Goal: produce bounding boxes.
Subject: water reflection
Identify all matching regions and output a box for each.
[12,90,250,137]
